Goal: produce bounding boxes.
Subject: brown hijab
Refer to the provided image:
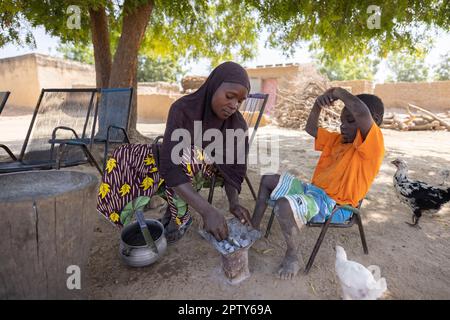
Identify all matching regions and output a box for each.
[159,61,250,193]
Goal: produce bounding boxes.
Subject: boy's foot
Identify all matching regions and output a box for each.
[276,253,300,280]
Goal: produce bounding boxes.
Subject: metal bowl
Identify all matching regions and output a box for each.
[119,219,167,267]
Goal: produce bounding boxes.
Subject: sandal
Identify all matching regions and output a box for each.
[157,206,171,228]
[157,213,171,228]
[164,216,193,244]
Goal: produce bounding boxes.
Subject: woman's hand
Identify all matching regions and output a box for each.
[203,207,229,241]
[173,182,228,241]
[224,182,253,227]
[230,203,253,227]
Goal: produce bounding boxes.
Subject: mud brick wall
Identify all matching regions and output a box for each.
[374,81,450,112]
[332,80,374,95]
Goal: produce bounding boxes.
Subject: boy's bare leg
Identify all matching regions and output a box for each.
[251,174,280,230]
[252,174,301,280]
[274,198,301,280]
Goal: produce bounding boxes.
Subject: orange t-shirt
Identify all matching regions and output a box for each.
[311,123,385,207]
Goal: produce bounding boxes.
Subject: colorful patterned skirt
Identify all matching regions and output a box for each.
[97,143,215,230]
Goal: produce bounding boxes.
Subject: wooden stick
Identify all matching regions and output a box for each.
[405,104,414,117]
[407,121,440,131]
[381,123,399,129]
[407,103,450,130]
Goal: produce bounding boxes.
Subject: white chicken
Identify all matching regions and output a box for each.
[335,246,387,300]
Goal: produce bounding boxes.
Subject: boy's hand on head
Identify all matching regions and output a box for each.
[316,87,339,108]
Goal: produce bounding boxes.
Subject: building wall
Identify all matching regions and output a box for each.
[331,80,450,112]
[0,54,40,109]
[4,54,447,123]
[261,78,278,114]
[331,80,374,95]
[246,64,300,114]
[35,54,95,90]
[0,53,96,111]
[249,77,261,93]
[137,92,183,123]
[246,64,300,80]
[374,81,450,112]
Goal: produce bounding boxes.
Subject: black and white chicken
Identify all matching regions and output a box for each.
[391,158,450,228]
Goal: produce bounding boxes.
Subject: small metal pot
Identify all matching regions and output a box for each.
[119,219,167,267]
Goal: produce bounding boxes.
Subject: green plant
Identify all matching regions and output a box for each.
[120,196,150,225]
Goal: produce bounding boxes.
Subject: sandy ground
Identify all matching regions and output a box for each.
[1,113,449,299]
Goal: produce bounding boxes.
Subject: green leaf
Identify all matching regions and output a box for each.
[120,196,151,225]
[132,196,151,211]
[192,172,205,191]
[122,213,133,226]
[120,203,134,226]
[172,195,188,217]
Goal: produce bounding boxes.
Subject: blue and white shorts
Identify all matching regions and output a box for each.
[268,172,353,228]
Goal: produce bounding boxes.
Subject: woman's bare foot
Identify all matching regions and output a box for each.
[276,252,300,280]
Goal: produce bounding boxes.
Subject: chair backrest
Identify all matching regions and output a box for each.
[20,88,97,164]
[0,91,11,115]
[94,87,133,142]
[239,93,269,146]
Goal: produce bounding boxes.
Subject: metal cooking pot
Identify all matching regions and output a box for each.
[119,219,167,267]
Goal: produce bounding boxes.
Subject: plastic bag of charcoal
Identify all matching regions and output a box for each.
[198,217,262,255]
[198,217,262,284]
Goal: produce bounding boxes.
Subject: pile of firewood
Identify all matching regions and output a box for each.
[273,76,344,131]
[181,75,207,93]
[381,103,450,131]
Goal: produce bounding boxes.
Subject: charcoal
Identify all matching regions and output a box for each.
[198,217,261,256]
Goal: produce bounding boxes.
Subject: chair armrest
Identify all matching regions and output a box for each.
[154,135,164,144]
[48,126,82,160]
[0,144,17,161]
[106,125,130,143]
[50,126,81,141]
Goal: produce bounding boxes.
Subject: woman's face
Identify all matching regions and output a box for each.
[211,82,248,120]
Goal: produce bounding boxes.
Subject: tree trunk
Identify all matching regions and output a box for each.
[108,0,154,141]
[0,171,98,299]
[89,6,112,89]
[127,69,149,142]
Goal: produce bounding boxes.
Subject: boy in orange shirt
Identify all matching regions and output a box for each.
[251,87,385,280]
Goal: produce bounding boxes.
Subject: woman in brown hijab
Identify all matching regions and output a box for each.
[97,61,252,243]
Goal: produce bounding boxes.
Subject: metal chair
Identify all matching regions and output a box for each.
[53,87,133,174]
[0,88,98,174]
[0,91,10,115]
[206,93,269,203]
[265,200,368,274]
